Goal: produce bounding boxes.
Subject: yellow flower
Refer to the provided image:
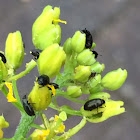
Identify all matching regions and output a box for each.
[57,124,65,133]
[5,82,17,102]
[54,115,65,133]
[31,129,50,140]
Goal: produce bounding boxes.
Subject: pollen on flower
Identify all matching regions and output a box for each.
[47,84,56,96]
[53,19,67,24]
[5,82,17,102]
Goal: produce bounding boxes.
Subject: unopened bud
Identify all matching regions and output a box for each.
[74,65,91,83]
[101,68,127,91]
[77,49,96,66]
[71,31,86,53]
[67,86,82,98]
[5,31,24,70]
[37,44,66,78]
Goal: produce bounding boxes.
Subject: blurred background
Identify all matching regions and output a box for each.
[0,0,139,139]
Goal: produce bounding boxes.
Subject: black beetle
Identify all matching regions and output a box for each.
[30,49,42,60]
[84,98,105,111]
[82,28,93,49]
[22,95,35,116]
[37,75,50,86]
[0,52,7,63]
[48,83,59,90]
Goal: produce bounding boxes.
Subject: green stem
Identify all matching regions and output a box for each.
[30,123,45,130]
[14,113,36,139]
[12,80,22,106]
[49,103,82,116]
[1,86,24,112]
[56,91,85,104]
[58,117,87,140]
[7,59,36,81]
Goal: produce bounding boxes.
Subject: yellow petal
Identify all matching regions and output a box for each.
[53,19,67,24]
[5,82,17,102]
[47,84,56,96]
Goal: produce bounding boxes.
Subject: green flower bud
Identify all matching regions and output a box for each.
[101,68,127,91]
[89,74,104,93]
[5,31,24,70]
[33,24,61,50]
[71,31,86,53]
[28,82,51,111]
[67,86,82,98]
[0,59,8,82]
[77,49,96,66]
[0,115,9,128]
[37,44,66,78]
[89,92,111,100]
[63,38,72,55]
[90,62,105,73]
[74,65,91,83]
[32,5,62,50]
[81,100,125,123]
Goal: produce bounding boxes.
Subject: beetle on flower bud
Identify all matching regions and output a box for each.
[84,98,105,111]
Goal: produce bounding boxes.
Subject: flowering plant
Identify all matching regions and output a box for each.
[0,5,127,140]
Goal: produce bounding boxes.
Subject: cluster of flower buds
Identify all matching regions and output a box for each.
[61,28,127,122]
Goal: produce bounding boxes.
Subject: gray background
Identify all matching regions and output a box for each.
[0,0,139,139]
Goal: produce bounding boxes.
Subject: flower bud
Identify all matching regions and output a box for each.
[101,68,127,91]
[67,86,82,98]
[28,82,51,111]
[63,38,72,55]
[33,24,61,50]
[0,115,9,128]
[71,31,86,53]
[0,59,8,82]
[89,92,110,100]
[37,44,66,78]
[90,62,105,73]
[89,74,104,93]
[5,31,24,70]
[77,49,96,66]
[32,5,62,50]
[74,65,91,83]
